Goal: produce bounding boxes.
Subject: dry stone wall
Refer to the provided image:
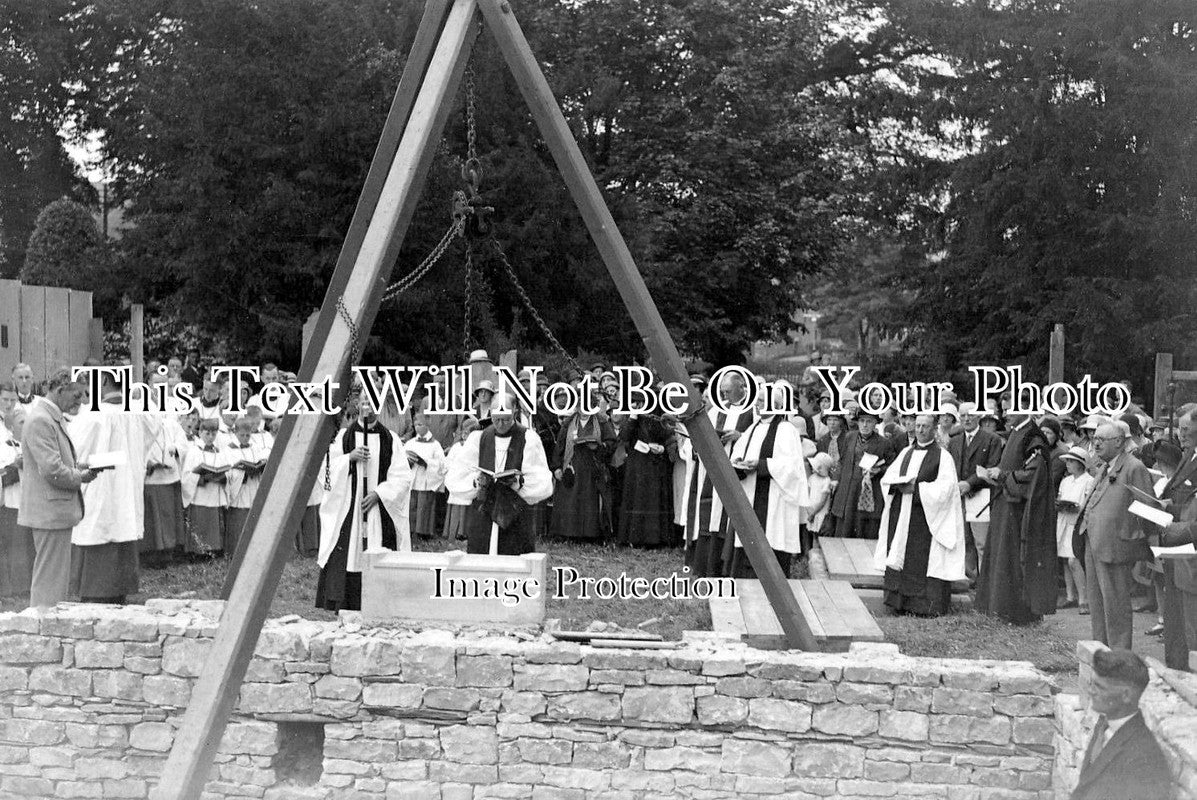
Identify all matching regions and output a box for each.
[0,601,1058,800]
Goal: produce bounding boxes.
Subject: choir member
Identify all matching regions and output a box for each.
[180,419,231,555]
[404,412,446,540]
[224,416,273,558]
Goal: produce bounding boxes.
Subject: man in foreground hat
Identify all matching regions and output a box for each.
[1070,648,1169,800]
[461,399,553,555]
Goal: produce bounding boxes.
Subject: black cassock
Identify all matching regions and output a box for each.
[882,442,952,617]
[976,422,1057,624]
[615,416,674,547]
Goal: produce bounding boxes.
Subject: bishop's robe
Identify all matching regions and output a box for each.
[462,423,553,555]
[725,414,807,578]
[873,440,966,616]
[316,421,413,612]
[975,420,1057,624]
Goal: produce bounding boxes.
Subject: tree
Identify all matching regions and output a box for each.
[825,0,1197,400]
[22,198,104,288]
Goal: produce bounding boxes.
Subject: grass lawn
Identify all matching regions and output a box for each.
[4,537,1078,675]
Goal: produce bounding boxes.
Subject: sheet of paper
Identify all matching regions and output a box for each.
[859,453,879,472]
[633,440,653,454]
[965,488,991,522]
[1129,500,1173,527]
[1152,544,1197,559]
[87,451,127,470]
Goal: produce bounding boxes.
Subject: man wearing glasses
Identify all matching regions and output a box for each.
[1076,421,1156,649]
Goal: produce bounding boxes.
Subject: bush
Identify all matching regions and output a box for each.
[22,198,103,289]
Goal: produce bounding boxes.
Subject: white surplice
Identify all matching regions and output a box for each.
[317,427,413,571]
[873,443,967,582]
[728,415,807,555]
[68,402,156,546]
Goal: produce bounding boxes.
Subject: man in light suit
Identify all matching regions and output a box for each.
[19,369,97,610]
[1077,421,1156,649]
[948,402,1004,584]
[1070,648,1170,800]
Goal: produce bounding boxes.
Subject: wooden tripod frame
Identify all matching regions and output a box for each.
[153,1,814,796]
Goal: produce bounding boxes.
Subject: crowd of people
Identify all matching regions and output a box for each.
[2,354,1196,672]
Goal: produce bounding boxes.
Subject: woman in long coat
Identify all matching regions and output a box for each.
[615,414,675,547]
[550,402,617,542]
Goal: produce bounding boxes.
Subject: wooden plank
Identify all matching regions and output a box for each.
[708,596,747,636]
[1174,371,1197,381]
[820,579,885,642]
[818,537,855,579]
[19,284,46,380]
[130,304,144,383]
[1048,324,1064,384]
[799,579,853,642]
[818,536,883,588]
[68,291,92,367]
[87,319,104,363]
[0,279,21,379]
[156,0,470,796]
[1155,353,1173,421]
[43,287,71,371]
[736,581,786,638]
[478,0,817,651]
[843,539,878,579]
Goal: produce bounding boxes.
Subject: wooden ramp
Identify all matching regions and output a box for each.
[818,536,970,593]
[709,579,885,652]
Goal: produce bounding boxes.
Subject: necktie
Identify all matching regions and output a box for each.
[1088,715,1108,765]
[858,437,875,513]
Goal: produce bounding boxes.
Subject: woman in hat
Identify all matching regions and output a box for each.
[550,384,617,542]
[1039,416,1068,490]
[472,380,497,429]
[1056,446,1093,613]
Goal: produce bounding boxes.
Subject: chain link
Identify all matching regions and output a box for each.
[466,67,477,165]
[336,296,363,365]
[486,238,582,375]
[462,245,475,357]
[380,215,464,303]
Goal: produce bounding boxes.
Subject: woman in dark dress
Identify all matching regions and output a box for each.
[615,414,674,547]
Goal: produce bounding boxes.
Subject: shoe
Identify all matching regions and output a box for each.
[1078,605,1090,616]
[1148,623,1165,636]
[1060,599,1078,609]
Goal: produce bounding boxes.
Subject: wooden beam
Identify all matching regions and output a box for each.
[130,303,144,383]
[155,1,478,796]
[1155,352,1173,421]
[476,0,816,651]
[1048,323,1064,384]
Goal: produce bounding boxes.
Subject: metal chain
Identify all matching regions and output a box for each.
[466,67,478,165]
[486,237,582,374]
[381,215,465,303]
[336,296,363,364]
[462,245,475,357]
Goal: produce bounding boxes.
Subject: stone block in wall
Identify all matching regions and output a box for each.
[74,640,125,668]
[0,666,27,692]
[750,662,826,681]
[572,741,631,770]
[219,720,279,756]
[895,686,934,712]
[142,675,191,708]
[129,721,173,752]
[329,637,404,678]
[644,745,721,773]
[773,680,837,704]
[457,655,513,688]
[841,664,912,685]
[590,669,646,686]
[501,690,546,716]
[581,652,659,671]
[245,658,285,683]
[546,691,621,721]
[720,738,791,776]
[237,682,313,714]
[622,686,693,724]
[92,669,144,702]
[791,743,866,778]
[880,710,930,741]
[360,682,422,708]
[0,717,65,745]
[0,633,62,664]
[941,669,1000,691]
[714,676,772,698]
[932,688,994,717]
[425,687,482,712]
[440,725,499,765]
[161,636,212,678]
[696,695,748,725]
[747,698,812,732]
[314,675,361,701]
[0,610,40,634]
[701,659,747,677]
[1011,717,1056,746]
[837,682,895,706]
[811,704,880,736]
[324,738,397,762]
[514,664,588,692]
[517,737,572,764]
[253,627,308,662]
[993,695,1054,717]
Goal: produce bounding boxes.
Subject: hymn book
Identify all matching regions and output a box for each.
[1129,500,1173,528]
[1151,543,1197,559]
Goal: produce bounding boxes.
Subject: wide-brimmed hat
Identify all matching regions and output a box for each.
[1060,446,1088,464]
[473,380,496,396]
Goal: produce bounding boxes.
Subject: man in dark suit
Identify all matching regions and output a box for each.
[1071,648,1170,800]
[19,368,97,610]
[1157,424,1197,669]
[948,402,1004,584]
[1077,422,1157,649]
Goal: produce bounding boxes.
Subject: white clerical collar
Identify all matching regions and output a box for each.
[1104,712,1136,742]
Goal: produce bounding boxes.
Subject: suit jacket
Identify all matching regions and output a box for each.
[1078,453,1155,564]
[1071,712,1171,800]
[1161,449,1197,593]
[947,428,1004,491]
[18,396,87,530]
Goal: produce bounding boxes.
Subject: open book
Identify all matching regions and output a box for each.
[233,459,267,472]
[407,453,427,468]
[193,463,231,476]
[1129,500,1173,528]
[470,465,522,481]
[1152,543,1197,559]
